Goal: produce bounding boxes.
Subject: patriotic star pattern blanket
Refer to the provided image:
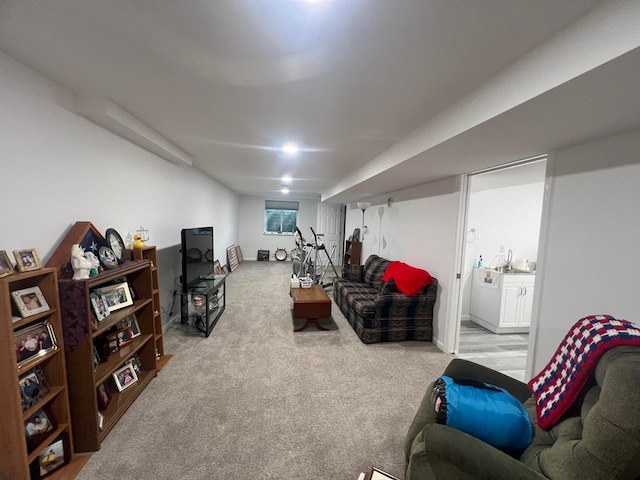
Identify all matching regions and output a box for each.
[528,314,640,430]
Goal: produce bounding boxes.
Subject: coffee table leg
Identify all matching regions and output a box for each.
[294,317,329,332]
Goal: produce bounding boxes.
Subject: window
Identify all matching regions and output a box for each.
[265,200,298,234]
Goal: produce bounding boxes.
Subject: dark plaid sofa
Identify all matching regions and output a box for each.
[333,254,437,344]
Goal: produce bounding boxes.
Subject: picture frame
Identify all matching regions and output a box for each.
[14,321,57,368]
[95,281,133,311]
[0,249,14,278]
[89,291,110,321]
[117,313,141,338]
[19,366,49,411]
[38,437,66,478]
[13,248,42,272]
[24,408,54,439]
[222,264,230,276]
[125,353,144,375]
[97,412,104,430]
[92,346,101,369]
[12,286,50,317]
[367,467,401,480]
[235,245,243,263]
[213,260,223,276]
[106,326,133,350]
[96,382,111,411]
[112,363,138,392]
[226,245,239,271]
[98,245,118,270]
[105,228,127,264]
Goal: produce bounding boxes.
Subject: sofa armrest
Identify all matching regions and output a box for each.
[406,423,546,480]
[443,359,531,403]
[342,264,363,282]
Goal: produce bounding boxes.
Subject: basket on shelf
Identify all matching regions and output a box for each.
[300,277,313,288]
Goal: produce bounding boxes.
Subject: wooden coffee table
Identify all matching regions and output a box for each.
[291,284,331,331]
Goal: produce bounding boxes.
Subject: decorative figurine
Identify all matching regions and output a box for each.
[133,233,145,249]
[71,244,94,280]
[84,251,101,277]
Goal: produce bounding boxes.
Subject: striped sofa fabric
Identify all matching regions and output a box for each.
[333,254,437,344]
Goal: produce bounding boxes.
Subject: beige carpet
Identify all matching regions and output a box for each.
[76,261,454,480]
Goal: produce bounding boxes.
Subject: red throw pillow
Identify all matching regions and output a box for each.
[381,261,432,296]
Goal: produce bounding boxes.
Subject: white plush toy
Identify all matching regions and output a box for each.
[71,244,94,280]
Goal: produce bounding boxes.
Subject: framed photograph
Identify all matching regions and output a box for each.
[0,250,14,278]
[105,228,127,264]
[112,363,138,392]
[38,437,66,478]
[19,366,49,411]
[97,412,104,430]
[106,326,133,350]
[92,346,101,369]
[96,382,111,411]
[235,245,243,263]
[95,281,133,311]
[222,264,230,276]
[213,260,223,276]
[89,291,110,321]
[12,286,50,317]
[367,467,401,480]
[14,321,57,368]
[125,354,144,375]
[25,408,54,439]
[13,248,42,272]
[117,313,141,338]
[98,245,118,270]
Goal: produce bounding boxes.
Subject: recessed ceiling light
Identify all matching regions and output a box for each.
[281,186,290,194]
[282,142,299,155]
[281,175,292,183]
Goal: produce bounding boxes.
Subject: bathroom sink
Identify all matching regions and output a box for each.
[490,267,533,274]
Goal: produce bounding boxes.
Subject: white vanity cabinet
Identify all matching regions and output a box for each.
[470,267,535,334]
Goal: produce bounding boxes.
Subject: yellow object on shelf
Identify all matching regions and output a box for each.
[133,233,145,249]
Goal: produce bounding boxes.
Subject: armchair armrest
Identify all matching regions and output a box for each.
[443,359,531,403]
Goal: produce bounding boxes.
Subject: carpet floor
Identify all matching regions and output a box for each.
[75,261,454,480]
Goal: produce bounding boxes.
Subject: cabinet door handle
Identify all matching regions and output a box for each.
[522,287,527,296]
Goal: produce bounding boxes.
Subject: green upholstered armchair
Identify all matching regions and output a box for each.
[404,347,640,480]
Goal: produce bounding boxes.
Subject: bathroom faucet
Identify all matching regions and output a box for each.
[505,249,513,270]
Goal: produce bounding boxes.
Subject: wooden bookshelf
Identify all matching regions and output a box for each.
[129,246,172,371]
[0,268,76,479]
[58,260,159,452]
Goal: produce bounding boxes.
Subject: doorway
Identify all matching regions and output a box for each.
[455,158,546,381]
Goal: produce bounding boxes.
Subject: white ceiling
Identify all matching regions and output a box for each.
[1,1,639,203]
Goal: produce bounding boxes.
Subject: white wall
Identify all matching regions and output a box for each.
[0,51,239,323]
[237,195,319,261]
[530,129,640,375]
[462,180,545,317]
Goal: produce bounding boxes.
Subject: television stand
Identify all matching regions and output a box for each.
[180,275,226,337]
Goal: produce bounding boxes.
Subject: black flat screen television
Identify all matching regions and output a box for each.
[180,226,214,292]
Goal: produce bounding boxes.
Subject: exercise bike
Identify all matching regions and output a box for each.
[291,227,339,288]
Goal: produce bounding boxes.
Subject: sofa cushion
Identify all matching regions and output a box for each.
[363,255,391,290]
[333,278,378,318]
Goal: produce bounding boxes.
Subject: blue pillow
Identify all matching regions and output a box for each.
[431,375,532,452]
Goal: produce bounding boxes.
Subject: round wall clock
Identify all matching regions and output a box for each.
[98,246,118,269]
[105,228,126,264]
